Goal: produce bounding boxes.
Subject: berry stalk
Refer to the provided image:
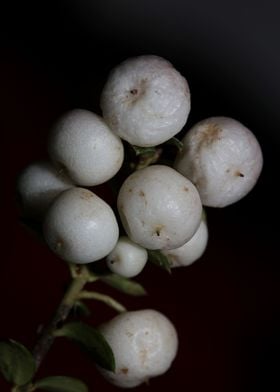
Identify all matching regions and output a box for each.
[32,265,91,370]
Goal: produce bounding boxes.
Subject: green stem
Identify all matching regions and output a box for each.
[32,265,90,370]
[78,290,126,313]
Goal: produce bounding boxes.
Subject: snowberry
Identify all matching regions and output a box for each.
[43,187,119,264]
[106,236,148,278]
[117,165,202,250]
[98,309,178,388]
[101,55,190,147]
[162,218,208,267]
[174,117,263,207]
[16,161,73,219]
[48,109,124,186]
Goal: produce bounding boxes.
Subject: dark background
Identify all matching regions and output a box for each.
[1,1,280,391]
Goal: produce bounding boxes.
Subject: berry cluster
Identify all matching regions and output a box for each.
[16,55,263,388]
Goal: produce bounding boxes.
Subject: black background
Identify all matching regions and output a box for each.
[1,1,280,391]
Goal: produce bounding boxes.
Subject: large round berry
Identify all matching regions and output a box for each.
[43,188,119,264]
[101,55,190,147]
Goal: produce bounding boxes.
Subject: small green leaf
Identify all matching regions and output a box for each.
[131,145,156,156]
[72,301,91,318]
[54,322,115,372]
[166,137,184,152]
[100,273,147,296]
[0,340,36,386]
[130,145,163,170]
[35,376,88,392]
[148,250,172,273]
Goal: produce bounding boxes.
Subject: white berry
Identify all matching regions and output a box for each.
[106,236,148,278]
[101,55,190,147]
[48,109,124,186]
[98,309,178,388]
[162,218,208,267]
[174,117,263,207]
[43,187,119,264]
[16,161,73,219]
[117,165,202,250]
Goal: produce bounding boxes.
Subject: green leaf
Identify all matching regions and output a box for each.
[148,250,172,273]
[100,273,147,296]
[54,322,115,372]
[35,376,88,392]
[166,137,184,152]
[131,145,156,156]
[72,301,91,318]
[0,340,36,386]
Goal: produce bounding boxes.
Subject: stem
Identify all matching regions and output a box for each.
[78,290,126,313]
[32,265,90,370]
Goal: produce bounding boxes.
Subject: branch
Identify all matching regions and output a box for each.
[32,265,90,370]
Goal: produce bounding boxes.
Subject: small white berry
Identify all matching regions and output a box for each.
[48,109,124,186]
[43,188,119,264]
[101,55,190,147]
[162,218,208,267]
[117,165,202,250]
[106,236,148,278]
[98,309,178,388]
[174,117,263,207]
[16,161,73,219]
